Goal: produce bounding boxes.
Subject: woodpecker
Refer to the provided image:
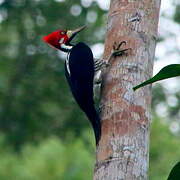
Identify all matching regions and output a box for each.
[43,26,129,145]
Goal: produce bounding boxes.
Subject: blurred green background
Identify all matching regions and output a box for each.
[0,0,179,179]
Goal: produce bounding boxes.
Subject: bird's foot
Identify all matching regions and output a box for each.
[111,41,131,57]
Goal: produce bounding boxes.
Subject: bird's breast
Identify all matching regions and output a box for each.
[68,42,94,80]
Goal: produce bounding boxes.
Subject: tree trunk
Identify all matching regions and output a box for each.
[94,0,161,179]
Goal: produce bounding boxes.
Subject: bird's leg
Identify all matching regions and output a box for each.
[94,58,109,72]
[93,58,109,85]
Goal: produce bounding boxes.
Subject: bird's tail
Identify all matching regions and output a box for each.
[85,107,101,145]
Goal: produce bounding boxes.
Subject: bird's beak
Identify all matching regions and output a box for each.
[66,25,86,43]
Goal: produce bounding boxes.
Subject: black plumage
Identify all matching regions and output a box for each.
[64,42,101,144]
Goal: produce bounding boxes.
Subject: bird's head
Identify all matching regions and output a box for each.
[42,25,86,50]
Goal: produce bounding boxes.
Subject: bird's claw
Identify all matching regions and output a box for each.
[113,41,126,51]
[98,104,105,114]
[112,41,131,57]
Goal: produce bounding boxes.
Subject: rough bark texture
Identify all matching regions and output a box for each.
[94,0,161,179]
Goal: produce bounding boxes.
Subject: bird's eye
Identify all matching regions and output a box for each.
[61,31,65,35]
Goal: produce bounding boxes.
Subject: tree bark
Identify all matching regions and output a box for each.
[94,0,161,179]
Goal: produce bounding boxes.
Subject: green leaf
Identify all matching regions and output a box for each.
[167,162,180,180]
[133,64,180,91]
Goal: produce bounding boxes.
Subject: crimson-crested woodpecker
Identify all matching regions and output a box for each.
[43,26,101,144]
[42,26,129,145]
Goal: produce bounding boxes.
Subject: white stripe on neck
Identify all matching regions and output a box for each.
[60,44,73,51]
[66,52,71,76]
